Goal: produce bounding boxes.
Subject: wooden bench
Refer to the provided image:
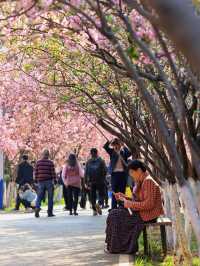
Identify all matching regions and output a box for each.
[143,217,172,256]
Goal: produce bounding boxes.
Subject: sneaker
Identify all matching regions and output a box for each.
[35,208,40,218]
[93,210,98,216]
[48,214,56,217]
[96,203,102,215]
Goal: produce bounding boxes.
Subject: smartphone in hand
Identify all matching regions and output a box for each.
[113,192,126,201]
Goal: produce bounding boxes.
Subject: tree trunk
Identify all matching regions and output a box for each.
[6,182,11,208]
[54,185,63,203]
[184,210,192,252]
[163,181,174,250]
[3,182,6,209]
[6,182,15,208]
[169,184,193,265]
[190,179,200,215]
[179,181,200,257]
[125,0,200,75]
[178,181,192,252]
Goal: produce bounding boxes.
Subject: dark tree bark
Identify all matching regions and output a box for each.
[125,0,200,76]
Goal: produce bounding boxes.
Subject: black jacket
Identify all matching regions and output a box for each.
[85,157,107,185]
[103,141,131,174]
[16,161,34,186]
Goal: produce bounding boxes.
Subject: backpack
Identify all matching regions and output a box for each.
[87,158,105,184]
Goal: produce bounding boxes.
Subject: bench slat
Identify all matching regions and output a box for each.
[145,217,172,227]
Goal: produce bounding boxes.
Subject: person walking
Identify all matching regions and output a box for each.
[103,138,131,209]
[62,154,84,216]
[14,155,34,211]
[85,148,107,216]
[34,150,56,218]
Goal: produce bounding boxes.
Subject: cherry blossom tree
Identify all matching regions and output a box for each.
[0,0,200,262]
[0,63,109,167]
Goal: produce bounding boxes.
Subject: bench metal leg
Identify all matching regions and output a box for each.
[143,227,149,256]
[160,225,167,256]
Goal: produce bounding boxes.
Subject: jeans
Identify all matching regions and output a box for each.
[36,180,54,215]
[68,186,80,213]
[111,171,127,209]
[90,183,105,211]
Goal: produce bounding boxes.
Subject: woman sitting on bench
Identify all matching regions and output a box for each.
[105,160,164,254]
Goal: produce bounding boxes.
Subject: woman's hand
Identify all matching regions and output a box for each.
[114,192,126,201]
[124,199,133,209]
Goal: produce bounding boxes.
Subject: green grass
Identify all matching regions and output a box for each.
[4,199,15,212]
[134,229,200,266]
[134,256,167,266]
[193,258,200,266]
[134,256,200,266]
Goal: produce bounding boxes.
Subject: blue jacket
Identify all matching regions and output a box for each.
[103,141,131,174]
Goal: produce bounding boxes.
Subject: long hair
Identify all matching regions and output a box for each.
[67,153,77,167]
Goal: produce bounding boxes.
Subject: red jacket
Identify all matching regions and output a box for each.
[131,176,164,221]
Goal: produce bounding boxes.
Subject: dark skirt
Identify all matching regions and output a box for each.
[105,207,145,254]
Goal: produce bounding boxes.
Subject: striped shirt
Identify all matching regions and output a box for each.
[35,159,56,182]
[131,176,164,221]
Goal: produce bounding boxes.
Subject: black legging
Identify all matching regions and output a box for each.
[67,186,80,213]
[63,185,68,209]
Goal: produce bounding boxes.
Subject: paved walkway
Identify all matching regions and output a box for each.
[0,206,133,266]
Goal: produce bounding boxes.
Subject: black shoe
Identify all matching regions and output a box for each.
[48,214,55,217]
[35,208,40,218]
[69,211,73,216]
[74,212,78,216]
